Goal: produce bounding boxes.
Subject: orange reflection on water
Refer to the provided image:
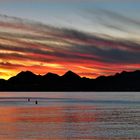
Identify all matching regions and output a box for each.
[0,105,133,140]
[0,105,97,123]
[0,106,18,123]
[0,105,100,139]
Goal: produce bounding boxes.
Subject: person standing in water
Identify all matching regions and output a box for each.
[35,100,38,104]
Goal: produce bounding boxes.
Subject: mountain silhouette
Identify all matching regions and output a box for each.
[0,70,140,91]
[8,71,39,84]
[61,71,81,81]
[43,72,60,81]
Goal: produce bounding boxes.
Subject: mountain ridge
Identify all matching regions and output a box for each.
[0,70,140,91]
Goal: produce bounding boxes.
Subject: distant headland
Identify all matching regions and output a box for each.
[0,70,140,91]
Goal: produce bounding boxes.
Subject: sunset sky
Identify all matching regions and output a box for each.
[0,0,140,79]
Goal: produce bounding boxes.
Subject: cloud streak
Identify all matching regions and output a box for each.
[0,14,140,79]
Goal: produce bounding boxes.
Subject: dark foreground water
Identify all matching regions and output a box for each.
[0,92,139,139]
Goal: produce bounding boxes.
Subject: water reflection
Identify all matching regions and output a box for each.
[0,103,139,139]
[0,106,96,122]
[0,105,97,139]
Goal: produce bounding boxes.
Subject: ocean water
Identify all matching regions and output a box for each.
[0,92,139,139]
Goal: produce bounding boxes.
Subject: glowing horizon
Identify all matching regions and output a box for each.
[0,1,140,80]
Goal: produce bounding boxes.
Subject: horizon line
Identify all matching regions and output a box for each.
[1,69,139,81]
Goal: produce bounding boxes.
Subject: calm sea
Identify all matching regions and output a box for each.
[0,92,139,139]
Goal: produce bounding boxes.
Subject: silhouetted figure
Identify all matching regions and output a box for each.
[35,100,38,104]
[28,98,30,102]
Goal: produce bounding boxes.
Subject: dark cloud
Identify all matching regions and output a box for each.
[84,8,140,35]
[98,9,140,26]
[0,13,140,79]
[90,46,140,64]
[1,22,140,65]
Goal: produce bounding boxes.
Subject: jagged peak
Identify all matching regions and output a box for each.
[18,70,34,74]
[62,71,80,78]
[16,71,37,77]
